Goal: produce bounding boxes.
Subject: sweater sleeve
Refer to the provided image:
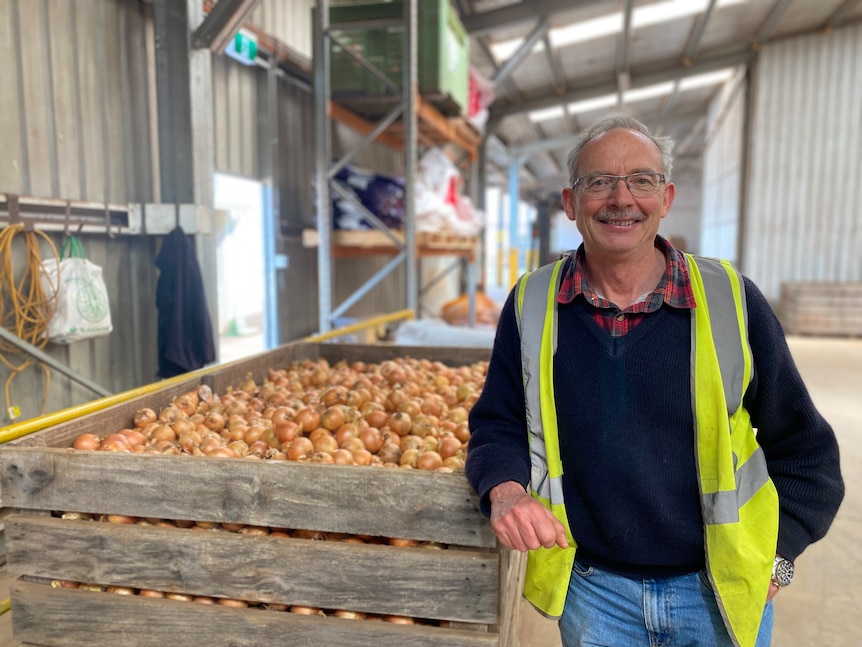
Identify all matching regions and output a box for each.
[465,288,532,517]
[742,277,845,562]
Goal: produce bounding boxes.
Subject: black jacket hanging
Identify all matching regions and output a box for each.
[155,226,216,378]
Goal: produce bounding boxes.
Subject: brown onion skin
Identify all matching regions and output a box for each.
[72,433,101,451]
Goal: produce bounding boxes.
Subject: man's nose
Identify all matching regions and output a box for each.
[608,177,635,203]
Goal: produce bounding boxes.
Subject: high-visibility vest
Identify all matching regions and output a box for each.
[513,253,778,647]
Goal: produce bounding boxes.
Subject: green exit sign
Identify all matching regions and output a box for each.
[225,29,258,66]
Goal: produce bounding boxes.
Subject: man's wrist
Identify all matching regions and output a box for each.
[489,480,528,502]
[771,555,794,587]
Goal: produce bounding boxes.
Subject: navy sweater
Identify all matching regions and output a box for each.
[466,277,844,577]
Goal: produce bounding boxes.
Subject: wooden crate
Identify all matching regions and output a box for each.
[779,282,862,336]
[0,343,525,647]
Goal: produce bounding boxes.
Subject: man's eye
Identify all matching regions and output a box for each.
[588,177,609,187]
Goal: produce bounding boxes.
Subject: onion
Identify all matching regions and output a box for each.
[439,436,463,460]
[286,437,314,461]
[388,412,412,437]
[72,433,101,451]
[416,451,443,471]
[120,428,148,448]
[400,448,419,468]
[139,589,165,598]
[290,605,325,616]
[294,407,321,433]
[351,448,373,466]
[359,427,383,453]
[400,435,423,453]
[133,408,157,428]
[312,434,338,454]
[330,448,354,465]
[376,442,402,465]
[275,421,300,445]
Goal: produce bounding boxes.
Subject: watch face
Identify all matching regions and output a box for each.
[774,558,794,587]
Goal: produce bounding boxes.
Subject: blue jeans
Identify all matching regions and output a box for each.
[559,561,773,646]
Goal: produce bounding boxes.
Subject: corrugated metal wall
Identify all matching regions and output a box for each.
[743,22,862,303]
[0,0,154,201]
[700,70,747,263]
[0,0,162,423]
[249,0,314,59]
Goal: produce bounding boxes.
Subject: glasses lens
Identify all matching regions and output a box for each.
[626,173,662,196]
[580,173,663,197]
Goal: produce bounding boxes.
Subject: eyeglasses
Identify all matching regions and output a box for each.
[573,172,666,198]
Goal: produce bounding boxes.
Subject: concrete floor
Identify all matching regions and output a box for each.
[1,335,860,646]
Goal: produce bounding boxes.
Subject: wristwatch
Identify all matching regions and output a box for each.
[772,556,794,587]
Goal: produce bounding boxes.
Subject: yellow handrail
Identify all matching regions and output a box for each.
[0,309,414,444]
[303,308,414,343]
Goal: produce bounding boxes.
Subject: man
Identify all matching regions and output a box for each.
[465,115,844,647]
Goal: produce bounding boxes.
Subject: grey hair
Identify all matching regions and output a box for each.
[566,114,675,186]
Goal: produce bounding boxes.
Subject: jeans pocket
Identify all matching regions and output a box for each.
[572,560,593,578]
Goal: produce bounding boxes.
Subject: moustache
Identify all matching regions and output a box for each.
[595,209,644,222]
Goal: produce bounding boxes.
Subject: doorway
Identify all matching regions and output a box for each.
[214,173,267,363]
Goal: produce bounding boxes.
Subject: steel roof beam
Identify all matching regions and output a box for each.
[461,0,608,35]
[682,0,719,64]
[490,45,755,120]
[492,17,550,87]
[192,0,262,52]
[752,0,795,48]
[823,0,862,30]
[509,108,706,157]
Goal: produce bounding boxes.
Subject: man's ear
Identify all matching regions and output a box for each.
[661,182,676,218]
[562,187,576,221]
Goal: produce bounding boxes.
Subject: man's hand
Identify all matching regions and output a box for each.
[766,581,780,602]
[489,481,569,551]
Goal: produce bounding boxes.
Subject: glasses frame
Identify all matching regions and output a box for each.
[572,172,667,197]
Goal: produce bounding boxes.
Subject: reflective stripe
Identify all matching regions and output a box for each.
[516,261,565,503]
[688,256,748,414]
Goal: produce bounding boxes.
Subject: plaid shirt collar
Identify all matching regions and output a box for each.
[557,235,696,311]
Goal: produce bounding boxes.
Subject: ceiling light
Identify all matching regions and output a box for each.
[492,0,747,62]
[528,67,737,123]
[679,68,736,90]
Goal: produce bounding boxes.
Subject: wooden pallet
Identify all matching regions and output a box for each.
[302,228,478,258]
[0,343,524,647]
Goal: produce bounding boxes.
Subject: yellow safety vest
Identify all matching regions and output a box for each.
[513,253,778,647]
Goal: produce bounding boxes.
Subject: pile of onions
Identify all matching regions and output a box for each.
[70,357,487,472]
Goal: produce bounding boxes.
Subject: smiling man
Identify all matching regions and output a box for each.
[465,115,844,647]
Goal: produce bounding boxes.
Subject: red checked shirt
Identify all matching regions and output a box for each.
[557,236,696,337]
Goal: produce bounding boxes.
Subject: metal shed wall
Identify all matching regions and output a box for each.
[700,71,747,264]
[0,0,163,423]
[743,22,862,304]
[249,0,314,59]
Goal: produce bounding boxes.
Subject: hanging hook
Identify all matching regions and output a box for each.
[105,203,116,239]
[174,203,181,230]
[64,200,72,236]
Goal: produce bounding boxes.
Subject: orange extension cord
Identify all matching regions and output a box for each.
[0,224,60,420]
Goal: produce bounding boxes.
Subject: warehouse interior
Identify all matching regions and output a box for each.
[0,0,860,645]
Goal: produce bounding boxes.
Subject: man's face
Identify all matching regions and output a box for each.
[561,128,675,261]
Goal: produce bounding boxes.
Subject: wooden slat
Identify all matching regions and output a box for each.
[10,579,500,647]
[0,449,495,548]
[5,515,498,622]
